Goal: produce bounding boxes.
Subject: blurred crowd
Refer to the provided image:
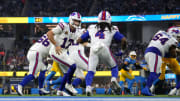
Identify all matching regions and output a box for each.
[0,0,178,17]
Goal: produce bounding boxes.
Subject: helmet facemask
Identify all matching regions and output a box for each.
[69,12,82,29]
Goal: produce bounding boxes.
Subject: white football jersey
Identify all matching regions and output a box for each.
[51,22,85,49]
[147,30,178,57]
[30,34,52,58]
[87,24,119,47]
[68,28,87,51]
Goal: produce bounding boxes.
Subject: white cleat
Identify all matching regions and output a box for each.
[168,88,177,96]
[57,90,71,96]
[65,83,78,95]
[15,84,23,96]
[176,89,180,96]
[150,85,155,94]
[39,88,50,94]
[86,86,92,96]
[111,77,121,92]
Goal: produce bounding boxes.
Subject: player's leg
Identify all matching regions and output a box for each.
[119,70,126,94]
[38,62,50,95]
[168,58,180,95]
[101,46,121,92]
[51,52,77,96]
[150,58,167,94]
[127,73,135,93]
[85,51,99,96]
[73,68,85,87]
[45,61,58,83]
[141,53,162,96]
[15,51,37,96]
[71,48,88,88]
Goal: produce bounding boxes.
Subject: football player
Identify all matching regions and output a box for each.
[77,11,127,96]
[141,29,178,96]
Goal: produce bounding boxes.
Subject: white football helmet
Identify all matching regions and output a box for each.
[98,11,111,24]
[167,26,180,39]
[69,12,81,28]
[129,51,137,60]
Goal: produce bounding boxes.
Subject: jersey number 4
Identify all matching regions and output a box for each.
[152,33,169,45]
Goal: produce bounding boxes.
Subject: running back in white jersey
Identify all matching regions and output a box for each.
[30,34,52,58]
[147,30,178,57]
[87,25,118,48]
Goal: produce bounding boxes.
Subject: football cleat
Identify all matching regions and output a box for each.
[168,88,177,96]
[39,88,50,96]
[57,90,71,96]
[111,77,121,93]
[65,83,77,96]
[15,84,23,96]
[150,85,155,94]
[141,87,154,96]
[176,89,180,95]
[86,86,92,96]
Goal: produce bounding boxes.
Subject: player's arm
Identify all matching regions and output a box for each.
[121,61,129,71]
[77,30,90,43]
[169,45,177,58]
[47,23,63,55]
[113,31,127,52]
[134,62,147,70]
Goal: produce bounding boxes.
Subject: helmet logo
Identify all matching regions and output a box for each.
[172,29,179,34]
[101,11,106,20]
[71,12,76,16]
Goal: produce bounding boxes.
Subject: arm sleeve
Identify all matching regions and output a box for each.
[121,64,129,71]
[80,31,90,42]
[52,23,64,35]
[113,31,125,42]
[134,63,143,69]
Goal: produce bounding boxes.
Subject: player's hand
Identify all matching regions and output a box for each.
[159,73,165,80]
[143,67,147,71]
[55,46,62,55]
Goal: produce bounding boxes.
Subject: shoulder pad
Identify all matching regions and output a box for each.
[88,24,96,29]
[112,25,119,31]
[58,22,68,30]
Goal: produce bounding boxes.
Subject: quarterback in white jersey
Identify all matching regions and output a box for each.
[47,12,85,96]
[77,11,127,96]
[141,30,177,96]
[15,34,52,96]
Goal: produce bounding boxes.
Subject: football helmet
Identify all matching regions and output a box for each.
[98,11,111,24]
[69,12,81,28]
[129,51,137,60]
[167,26,180,39]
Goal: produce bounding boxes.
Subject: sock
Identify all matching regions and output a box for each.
[176,75,180,85]
[52,84,60,90]
[85,71,95,86]
[20,74,35,87]
[44,71,56,88]
[152,78,160,85]
[59,73,68,91]
[111,65,118,78]
[146,72,159,88]
[119,81,124,91]
[176,81,180,89]
[72,78,82,87]
[67,64,76,84]
[128,79,135,89]
[39,70,46,88]
[52,76,62,85]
